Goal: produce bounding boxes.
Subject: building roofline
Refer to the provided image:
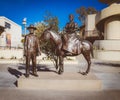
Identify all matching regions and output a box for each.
[0,16,21,27]
[99,0,120,5]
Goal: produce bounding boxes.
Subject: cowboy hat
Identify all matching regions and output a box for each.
[27,24,37,30]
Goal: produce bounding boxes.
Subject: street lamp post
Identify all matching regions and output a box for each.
[22,18,27,35]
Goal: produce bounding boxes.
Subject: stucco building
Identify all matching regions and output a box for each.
[86,0,120,61]
[0,16,22,48]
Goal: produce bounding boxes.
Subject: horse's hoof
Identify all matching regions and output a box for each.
[55,66,58,70]
[58,70,63,75]
[32,73,39,77]
[58,72,61,75]
[80,72,88,75]
[25,74,29,78]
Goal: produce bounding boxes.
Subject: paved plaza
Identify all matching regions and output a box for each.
[0,59,120,100]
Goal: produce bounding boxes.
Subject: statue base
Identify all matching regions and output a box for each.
[17,72,102,91]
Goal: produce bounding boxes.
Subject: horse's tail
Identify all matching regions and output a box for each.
[91,44,94,58]
[82,40,94,58]
[89,42,94,58]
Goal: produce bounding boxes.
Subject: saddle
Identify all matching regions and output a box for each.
[62,33,82,55]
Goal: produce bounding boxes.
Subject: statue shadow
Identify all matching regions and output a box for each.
[8,67,23,78]
[8,67,23,87]
[18,64,57,74]
[18,64,26,70]
[94,62,120,67]
[8,64,57,87]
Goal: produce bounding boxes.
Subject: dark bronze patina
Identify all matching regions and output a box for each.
[40,14,94,75]
[63,14,80,54]
[24,24,41,78]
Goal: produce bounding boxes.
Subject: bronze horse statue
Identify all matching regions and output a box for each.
[40,29,94,75]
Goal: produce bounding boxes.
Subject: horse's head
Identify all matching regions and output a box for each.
[40,29,62,50]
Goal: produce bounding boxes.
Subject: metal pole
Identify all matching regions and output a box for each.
[24,24,26,35]
[22,18,27,35]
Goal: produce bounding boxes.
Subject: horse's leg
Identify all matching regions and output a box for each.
[56,42,64,74]
[58,55,64,75]
[81,50,91,75]
[54,56,59,70]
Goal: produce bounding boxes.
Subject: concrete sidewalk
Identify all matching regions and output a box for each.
[0,62,120,89]
[0,61,120,100]
[0,88,120,100]
[0,59,78,64]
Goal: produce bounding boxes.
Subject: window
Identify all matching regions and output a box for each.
[5,22,11,29]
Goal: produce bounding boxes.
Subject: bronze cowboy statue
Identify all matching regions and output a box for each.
[63,14,80,55]
[24,24,41,78]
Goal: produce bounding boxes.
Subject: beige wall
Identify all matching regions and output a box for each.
[104,17,120,39]
[0,16,22,48]
[94,40,120,51]
[0,49,23,59]
[93,3,120,61]
[95,3,120,40]
[0,49,46,59]
[85,14,96,31]
[96,3,120,25]
[94,50,120,61]
[0,32,6,46]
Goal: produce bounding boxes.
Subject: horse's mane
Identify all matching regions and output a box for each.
[48,30,61,40]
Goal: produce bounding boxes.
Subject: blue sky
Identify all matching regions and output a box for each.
[0,0,107,32]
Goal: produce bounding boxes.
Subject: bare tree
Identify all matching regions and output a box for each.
[44,11,59,32]
[35,11,59,68]
[76,6,98,25]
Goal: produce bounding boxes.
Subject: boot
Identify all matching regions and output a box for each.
[32,68,38,77]
[25,74,29,78]
[25,69,30,78]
